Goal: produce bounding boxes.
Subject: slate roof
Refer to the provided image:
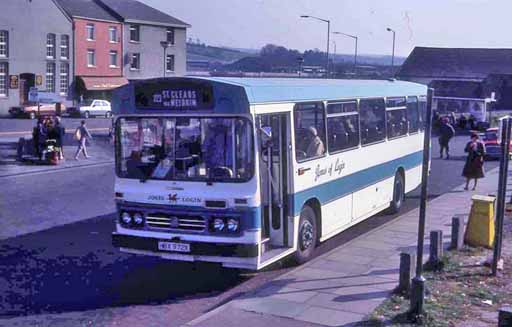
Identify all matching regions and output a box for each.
[98,0,189,27]
[397,47,512,80]
[55,0,120,22]
[430,80,484,98]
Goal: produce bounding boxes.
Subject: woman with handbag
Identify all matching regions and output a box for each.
[462,132,486,191]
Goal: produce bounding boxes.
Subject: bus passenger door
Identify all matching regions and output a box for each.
[257,113,290,249]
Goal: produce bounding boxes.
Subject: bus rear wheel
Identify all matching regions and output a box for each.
[386,172,405,214]
[293,205,317,264]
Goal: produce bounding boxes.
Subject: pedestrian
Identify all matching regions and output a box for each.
[35,117,47,160]
[74,120,93,160]
[55,116,65,160]
[462,132,486,191]
[439,117,455,159]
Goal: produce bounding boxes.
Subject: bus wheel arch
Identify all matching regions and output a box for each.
[294,201,320,264]
[387,168,405,214]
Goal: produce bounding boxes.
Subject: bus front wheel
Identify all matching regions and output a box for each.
[386,172,405,214]
[294,205,317,264]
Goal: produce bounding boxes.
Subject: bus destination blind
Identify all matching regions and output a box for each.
[135,82,213,110]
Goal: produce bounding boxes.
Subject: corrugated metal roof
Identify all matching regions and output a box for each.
[398,47,512,80]
[194,77,427,104]
[98,0,189,27]
[55,0,120,21]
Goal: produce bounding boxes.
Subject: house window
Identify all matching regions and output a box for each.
[166,28,175,44]
[130,53,140,70]
[46,62,55,93]
[129,25,140,42]
[86,23,95,40]
[60,35,69,59]
[109,50,118,67]
[59,63,69,96]
[109,26,118,42]
[46,33,56,59]
[0,62,7,97]
[166,54,175,72]
[87,49,95,67]
[0,31,8,58]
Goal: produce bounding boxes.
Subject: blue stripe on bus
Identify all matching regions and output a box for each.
[291,150,424,217]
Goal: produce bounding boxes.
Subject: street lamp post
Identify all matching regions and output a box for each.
[332,31,358,74]
[160,41,170,78]
[300,15,330,78]
[386,27,396,67]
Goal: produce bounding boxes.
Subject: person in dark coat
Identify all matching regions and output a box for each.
[438,117,455,159]
[462,133,486,191]
[55,116,65,160]
[34,118,47,160]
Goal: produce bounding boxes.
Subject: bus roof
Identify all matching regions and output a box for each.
[112,77,428,116]
[192,77,427,104]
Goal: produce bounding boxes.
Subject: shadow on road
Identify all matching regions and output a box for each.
[0,214,246,318]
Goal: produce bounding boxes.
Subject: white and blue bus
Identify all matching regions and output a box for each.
[111,77,428,270]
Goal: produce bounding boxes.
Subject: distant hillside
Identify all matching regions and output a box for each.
[191,43,404,66]
[187,43,252,64]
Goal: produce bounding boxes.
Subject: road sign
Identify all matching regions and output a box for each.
[28,88,39,102]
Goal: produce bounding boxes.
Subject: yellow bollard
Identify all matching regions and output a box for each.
[464,195,495,249]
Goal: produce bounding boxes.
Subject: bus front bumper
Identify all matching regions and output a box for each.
[112,232,259,260]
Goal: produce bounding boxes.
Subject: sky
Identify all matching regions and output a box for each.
[141,0,512,57]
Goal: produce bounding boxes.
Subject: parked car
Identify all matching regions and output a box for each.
[77,99,112,118]
[482,127,512,160]
[9,102,65,119]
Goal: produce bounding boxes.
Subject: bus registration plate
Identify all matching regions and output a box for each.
[158,241,190,253]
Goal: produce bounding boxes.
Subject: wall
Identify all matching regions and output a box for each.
[0,0,73,116]
[74,18,122,77]
[123,24,186,80]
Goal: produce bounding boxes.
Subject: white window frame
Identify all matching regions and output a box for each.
[86,23,95,41]
[46,62,55,93]
[46,33,56,59]
[166,54,175,72]
[130,53,140,70]
[0,62,7,97]
[129,25,140,42]
[109,50,118,68]
[166,28,175,45]
[87,49,96,67]
[59,63,69,96]
[109,26,118,43]
[0,30,8,58]
[60,35,69,60]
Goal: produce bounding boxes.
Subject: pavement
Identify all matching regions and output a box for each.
[184,168,501,327]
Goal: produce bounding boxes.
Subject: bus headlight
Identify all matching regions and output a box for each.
[121,212,132,225]
[133,213,144,226]
[213,218,225,231]
[227,218,239,232]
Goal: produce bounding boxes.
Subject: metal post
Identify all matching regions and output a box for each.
[354,37,358,75]
[163,47,167,78]
[410,88,434,317]
[326,20,330,78]
[391,31,395,67]
[492,117,511,276]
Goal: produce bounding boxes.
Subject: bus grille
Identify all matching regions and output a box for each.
[145,214,206,232]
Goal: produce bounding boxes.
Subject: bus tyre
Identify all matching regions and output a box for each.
[294,205,317,264]
[387,172,405,214]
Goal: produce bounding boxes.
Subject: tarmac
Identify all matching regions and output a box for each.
[184,167,501,327]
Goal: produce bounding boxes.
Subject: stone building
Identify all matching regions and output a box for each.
[0,0,74,116]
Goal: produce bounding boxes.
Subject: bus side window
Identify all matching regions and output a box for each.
[419,95,427,130]
[326,101,359,152]
[360,98,386,145]
[385,97,407,139]
[294,102,326,161]
[407,96,419,133]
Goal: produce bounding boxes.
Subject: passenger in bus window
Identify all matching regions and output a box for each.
[305,126,325,158]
